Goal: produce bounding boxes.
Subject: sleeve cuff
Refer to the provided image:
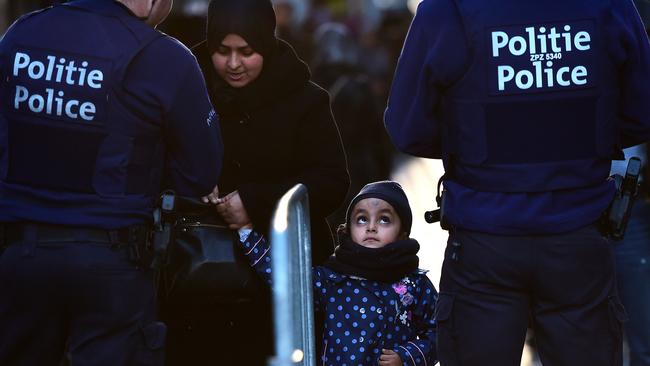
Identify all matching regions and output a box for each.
[238,227,253,242]
[396,345,416,366]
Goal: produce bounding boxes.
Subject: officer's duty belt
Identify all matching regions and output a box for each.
[2,223,148,247]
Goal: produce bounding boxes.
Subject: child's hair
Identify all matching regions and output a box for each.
[340,181,413,242]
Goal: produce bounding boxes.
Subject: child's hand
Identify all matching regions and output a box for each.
[378,349,402,366]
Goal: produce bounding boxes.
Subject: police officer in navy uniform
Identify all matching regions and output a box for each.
[0,0,224,364]
[385,0,650,365]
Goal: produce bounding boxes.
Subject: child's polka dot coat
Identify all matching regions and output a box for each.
[240,230,438,366]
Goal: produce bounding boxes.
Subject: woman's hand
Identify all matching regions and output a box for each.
[378,349,402,366]
[201,184,220,204]
[216,191,252,229]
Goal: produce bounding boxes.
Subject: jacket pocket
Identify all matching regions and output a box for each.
[435,292,461,365]
[607,295,627,366]
[134,321,167,366]
[608,295,627,338]
[435,292,454,325]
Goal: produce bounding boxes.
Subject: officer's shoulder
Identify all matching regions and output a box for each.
[416,0,456,21]
[145,33,197,66]
[3,6,52,35]
[17,6,52,21]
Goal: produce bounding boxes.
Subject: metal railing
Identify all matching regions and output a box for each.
[268,184,316,366]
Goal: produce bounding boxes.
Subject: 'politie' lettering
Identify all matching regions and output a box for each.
[12,51,104,121]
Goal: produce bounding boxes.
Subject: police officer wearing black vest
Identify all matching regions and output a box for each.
[0,0,224,364]
[386,0,650,365]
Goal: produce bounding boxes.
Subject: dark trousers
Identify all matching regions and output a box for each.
[437,224,625,366]
[615,201,650,366]
[163,297,325,366]
[163,297,274,366]
[0,229,164,366]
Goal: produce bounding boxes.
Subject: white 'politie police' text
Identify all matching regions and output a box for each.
[12,51,103,121]
[492,25,591,91]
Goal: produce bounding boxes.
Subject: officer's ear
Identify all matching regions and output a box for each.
[145,0,172,27]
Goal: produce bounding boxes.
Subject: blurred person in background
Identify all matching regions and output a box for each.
[163,0,349,365]
[273,0,311,60]
[385,0,650,365]
[304,0,336,33]
[311,21,394,238]
[359,9,412,109]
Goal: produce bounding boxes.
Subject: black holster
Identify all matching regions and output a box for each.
[150,190,176,271]
[123,225,155,270]
[425,175,451,230]
[600,157,643,240]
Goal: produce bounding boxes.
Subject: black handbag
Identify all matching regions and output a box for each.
[155,192,263,306]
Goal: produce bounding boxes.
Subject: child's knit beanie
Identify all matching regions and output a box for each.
[345,181,413,236]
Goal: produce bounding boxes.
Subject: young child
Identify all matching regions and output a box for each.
[237,181,438,366]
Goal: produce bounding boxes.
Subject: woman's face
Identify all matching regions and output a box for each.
[211,34,264,88]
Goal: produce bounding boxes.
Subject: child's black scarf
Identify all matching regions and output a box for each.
[323,236,420,283]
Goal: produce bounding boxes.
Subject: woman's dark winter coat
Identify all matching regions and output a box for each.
[194,39,349,264]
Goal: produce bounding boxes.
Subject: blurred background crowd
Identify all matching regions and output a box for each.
[2,1,650,365]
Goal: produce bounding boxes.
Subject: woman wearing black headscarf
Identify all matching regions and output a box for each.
[164,0,349,364]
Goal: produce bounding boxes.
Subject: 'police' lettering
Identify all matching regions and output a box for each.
[14,85,96,121]
[11,51,104,121]
[491,23,593,92]
[497,61,588,91]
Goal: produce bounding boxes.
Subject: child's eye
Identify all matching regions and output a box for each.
[241,48,254,56]
[355,216,368,224]
[379,216,391,224]
[217,47,229,55]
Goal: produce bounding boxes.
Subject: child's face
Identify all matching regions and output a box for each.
[349,198,403,248]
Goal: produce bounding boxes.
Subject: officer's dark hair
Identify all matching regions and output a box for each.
[206,0,278,59]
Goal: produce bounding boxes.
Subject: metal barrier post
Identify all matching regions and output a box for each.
[268,184,316,366]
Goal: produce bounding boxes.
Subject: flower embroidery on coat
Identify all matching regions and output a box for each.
[393,282,407,296]
[392,278,414,326]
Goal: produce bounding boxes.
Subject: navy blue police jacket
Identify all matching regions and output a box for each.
[0,0,224,229]
[385,0,650,234]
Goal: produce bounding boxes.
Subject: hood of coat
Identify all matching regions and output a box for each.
[193,39,311,118]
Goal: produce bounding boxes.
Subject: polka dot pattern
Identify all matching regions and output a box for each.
[239,230,439,365]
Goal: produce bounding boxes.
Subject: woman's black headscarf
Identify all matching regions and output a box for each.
[206,0,279,59]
